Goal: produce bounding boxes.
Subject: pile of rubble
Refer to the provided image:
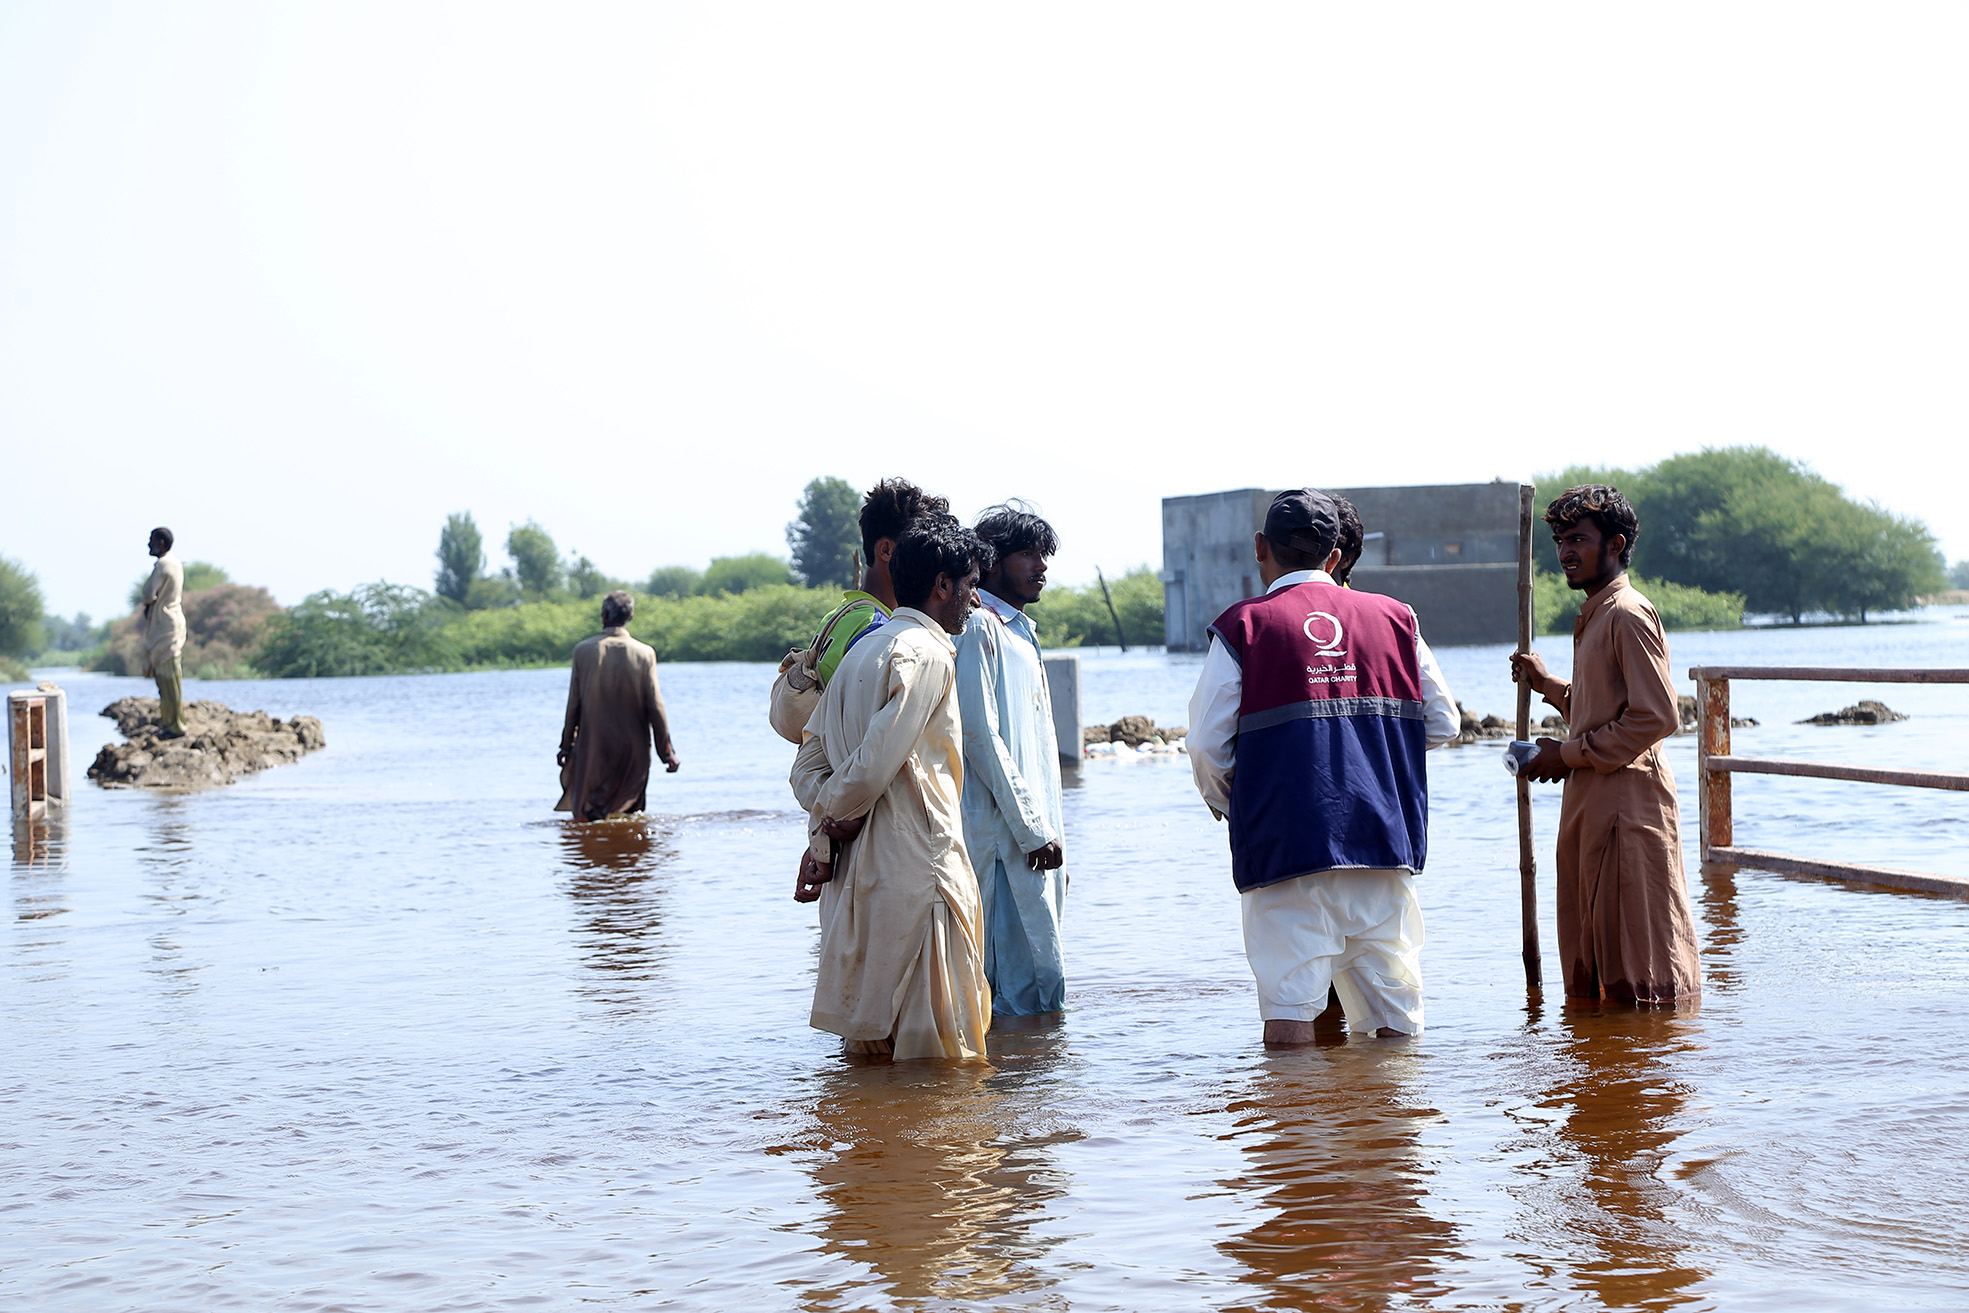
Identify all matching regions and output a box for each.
[88,697,326,790]
[1082,716,1188,757]
[1800,700,1908,726]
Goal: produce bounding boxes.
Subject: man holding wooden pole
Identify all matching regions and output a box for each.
[1510,485,1701,1005]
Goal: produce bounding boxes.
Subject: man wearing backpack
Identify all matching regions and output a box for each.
[771,478,952,742]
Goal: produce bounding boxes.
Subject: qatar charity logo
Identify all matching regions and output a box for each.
[1302,610,1345,654]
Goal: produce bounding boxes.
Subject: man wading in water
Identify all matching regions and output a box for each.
[1188,489,1460,1043]
[790,518,994,1060]
[955,503,1069,1021]
[555,590,680,821]
[1510,485,1701,1004]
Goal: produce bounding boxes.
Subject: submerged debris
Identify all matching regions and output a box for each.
[1800,700,1908,726]
[1083,717,1187,757]
[88,697,326,790]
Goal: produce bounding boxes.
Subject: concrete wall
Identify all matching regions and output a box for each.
[1042,652,1081,767]
[1161,482,1522,649]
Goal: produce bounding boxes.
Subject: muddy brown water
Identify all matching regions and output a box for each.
[7,613,1969,1310]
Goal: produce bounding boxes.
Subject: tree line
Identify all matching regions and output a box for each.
[1534,447,1950,623]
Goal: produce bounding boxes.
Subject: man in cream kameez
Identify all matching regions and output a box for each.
[954,503,1068,1019]
[790,519,995,1061]
[139,526,188,737]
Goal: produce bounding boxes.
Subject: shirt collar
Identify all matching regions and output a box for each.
[1265,568,1334,593]
[978,588,1040,643]
[888,606,958,653]
[840,589,889,614]
[1575,573,1631,628]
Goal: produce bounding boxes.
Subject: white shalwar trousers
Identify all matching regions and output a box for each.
[1240,867,1425,1034]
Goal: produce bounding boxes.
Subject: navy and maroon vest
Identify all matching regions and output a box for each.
[1208,580,1429,892]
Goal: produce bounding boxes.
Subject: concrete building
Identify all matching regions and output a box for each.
[1160,482,1523,649]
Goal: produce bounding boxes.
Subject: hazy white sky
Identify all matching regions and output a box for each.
[3,3,1965,620]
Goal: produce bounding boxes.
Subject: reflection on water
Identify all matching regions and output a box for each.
[1545,1007,1707,1310]
[558,816,675,1013]
[1218,1044,1458,1311]
[5,649,1968,1309]
[139,800,206,1004]
[11,814,67,869]
[792,1045,1076,1310]
[1696,864,1744,994]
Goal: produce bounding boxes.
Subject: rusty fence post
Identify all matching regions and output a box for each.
[9,693,49,824]
[1697,676,1731,863]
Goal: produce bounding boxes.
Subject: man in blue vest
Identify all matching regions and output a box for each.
[1188,489,1460,1044]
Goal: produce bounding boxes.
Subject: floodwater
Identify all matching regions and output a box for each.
[7,610,1969,1310]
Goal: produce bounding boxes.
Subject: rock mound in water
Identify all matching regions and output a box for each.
[88,698,326,789]
[1800,699,1908,726]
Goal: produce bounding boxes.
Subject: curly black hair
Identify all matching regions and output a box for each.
[1332,497,1364,585]
[974,500,1060,560]
[1544,484,1639,568]
[860,478,953,565]
[891,516,993,611]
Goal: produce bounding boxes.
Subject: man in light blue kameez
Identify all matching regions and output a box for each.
[954,504,1068,1018]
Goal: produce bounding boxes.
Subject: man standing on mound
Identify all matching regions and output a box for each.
[139,526,188,738]
[1188,490,1460,1043]
[790,519,994,1061]
[556,590,680,820]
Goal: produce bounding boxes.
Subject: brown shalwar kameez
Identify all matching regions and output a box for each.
[1541,576,1701,1003]
[556,627,676,821]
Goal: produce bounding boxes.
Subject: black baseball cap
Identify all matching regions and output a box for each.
[1264,488,1340,556]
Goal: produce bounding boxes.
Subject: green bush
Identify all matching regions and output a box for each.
[643,565,702,598]
[700,553,797,596]
[255,583,456,677]
[629,585,836,662]
[1025,566,1164,648]
[1534,568,1743,634]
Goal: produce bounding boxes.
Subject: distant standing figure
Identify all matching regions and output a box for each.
[955,503,1068,1018]
[140,526,188,737]
[789,518,994,1060]
[1510,485,1700,1004]
[556,590,680,821]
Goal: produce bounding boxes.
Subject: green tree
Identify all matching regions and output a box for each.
[505,521,564,600]
[127,560,231,608]
[566,553,626,599]
[643,565,703,598]
[1952,560,1969,589]
[1024,566,1165,648]
[1815,501,1946,620]
[41,612,103,655]
[1534,447,1946,622]
[786,476,862,588]
[435,512,485,604]
[700,553,797,595]
[0,555,46,668]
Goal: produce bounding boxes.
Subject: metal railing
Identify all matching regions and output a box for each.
[1691,665,1969,897]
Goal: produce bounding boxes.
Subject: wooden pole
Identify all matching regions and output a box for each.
[1516,485,1542,992]
[1096,567,1129,652]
